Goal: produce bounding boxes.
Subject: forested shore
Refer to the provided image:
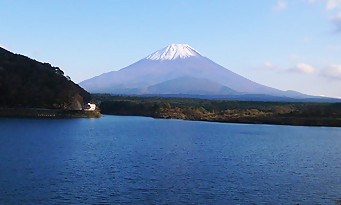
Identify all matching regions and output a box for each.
[93,94,341,127]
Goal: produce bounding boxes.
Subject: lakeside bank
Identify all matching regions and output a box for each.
[0,108,102,118]
[95,95,341,127]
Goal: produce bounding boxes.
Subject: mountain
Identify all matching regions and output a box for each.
[0,47,90,110]
[147,76,237,95]
[80,44,308,98]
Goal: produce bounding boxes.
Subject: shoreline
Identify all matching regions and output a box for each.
[1,107,340,128]
[102,113,341,128]
[95,95,341,128]
[0,108,102,118]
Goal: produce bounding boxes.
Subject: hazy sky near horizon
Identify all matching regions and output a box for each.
[1,0,341,98]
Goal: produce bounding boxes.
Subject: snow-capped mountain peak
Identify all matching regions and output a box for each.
[80,43,311,99]
[145,44,202,61]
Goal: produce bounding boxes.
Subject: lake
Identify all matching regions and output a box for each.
[0,115,341,204]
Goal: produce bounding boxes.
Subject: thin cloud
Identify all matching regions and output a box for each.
[326,0,341,31]
[287,63,341,79]
[273,0,287,10]
[290,55,300,60]
[322,64,341,79]
[261,62,281,70]
[263,60,341,80]
[264,62,275,68]
[304,0,341,32]
[290,63,317,74]
[326,0,341,9]
[309,0,318,3]
[261,61,341,82]
[326,44,341,50]
[331,12,341,32]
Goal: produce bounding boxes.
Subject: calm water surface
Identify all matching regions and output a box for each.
[0,115,341,204]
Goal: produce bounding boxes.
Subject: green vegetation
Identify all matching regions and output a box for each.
[0,47,90,110]
[93,94,341,127]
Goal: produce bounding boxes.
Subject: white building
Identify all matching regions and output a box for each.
[85,103,96,111]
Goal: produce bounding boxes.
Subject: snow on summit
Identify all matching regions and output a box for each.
[145,44,202,61]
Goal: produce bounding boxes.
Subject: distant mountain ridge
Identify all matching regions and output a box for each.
[0,47,90,109]
[80,44,331,101]
[148,76,237,95]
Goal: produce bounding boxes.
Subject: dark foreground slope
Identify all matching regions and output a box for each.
[0,47,90,110]
[93,94,341,127]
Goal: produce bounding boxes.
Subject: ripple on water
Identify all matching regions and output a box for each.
[0,116,341,204]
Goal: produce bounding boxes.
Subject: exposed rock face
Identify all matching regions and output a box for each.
[70,94,84,110]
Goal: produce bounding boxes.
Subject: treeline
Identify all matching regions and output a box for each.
[100,101,160,117]
[94,94,341,127]
[0,47,90,109]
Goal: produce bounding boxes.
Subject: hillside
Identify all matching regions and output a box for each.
[0,47,90,110]
[147,76,237,95]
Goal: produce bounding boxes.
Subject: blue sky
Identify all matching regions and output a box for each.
[1,0,341,98]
